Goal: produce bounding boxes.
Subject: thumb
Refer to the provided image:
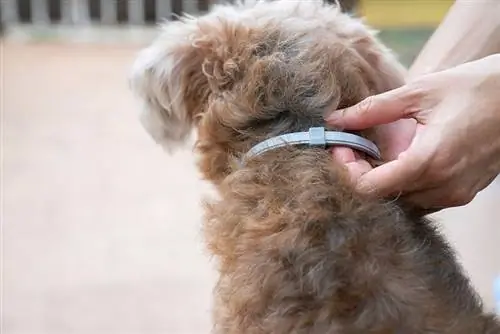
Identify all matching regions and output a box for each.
[355,147,428,198]
[354,157,417,197]
[325,84,419,130]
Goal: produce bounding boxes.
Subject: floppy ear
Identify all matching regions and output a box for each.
[129,17,210,151]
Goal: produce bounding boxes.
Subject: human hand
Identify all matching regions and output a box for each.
[325,55,500,210]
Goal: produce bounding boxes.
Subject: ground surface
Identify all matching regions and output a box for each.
[2,40,499,334]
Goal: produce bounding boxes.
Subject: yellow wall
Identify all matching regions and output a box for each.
[358,0,454,28]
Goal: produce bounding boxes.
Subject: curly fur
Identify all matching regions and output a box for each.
[130,0,500,332]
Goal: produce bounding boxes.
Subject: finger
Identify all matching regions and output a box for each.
[330,146,357,164]
[344,160,373,185]
[355,152,424,197]
[330,147,373,184]
[324,84,420,130]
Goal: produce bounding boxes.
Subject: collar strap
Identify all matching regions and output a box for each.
[243,127,381,161]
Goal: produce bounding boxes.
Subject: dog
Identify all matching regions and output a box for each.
[130,1,500,332]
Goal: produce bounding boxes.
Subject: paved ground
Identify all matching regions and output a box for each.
[2,41,499,334]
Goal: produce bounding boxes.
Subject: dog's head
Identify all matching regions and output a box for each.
[130,0,405,184]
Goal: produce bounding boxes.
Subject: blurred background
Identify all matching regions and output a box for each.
[1,0,499,333]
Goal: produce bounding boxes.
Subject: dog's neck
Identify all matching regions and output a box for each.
[242,127,381,164]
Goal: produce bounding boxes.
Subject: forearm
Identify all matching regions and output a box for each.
[408,0,500,79]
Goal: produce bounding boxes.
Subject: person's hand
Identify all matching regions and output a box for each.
[325,54,500,210]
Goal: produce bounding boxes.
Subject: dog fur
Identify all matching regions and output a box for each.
[130,1,500,332]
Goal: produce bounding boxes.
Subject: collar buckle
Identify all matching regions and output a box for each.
[308,127,327,148]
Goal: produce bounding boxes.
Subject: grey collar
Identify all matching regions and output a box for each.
[243,127,381,161]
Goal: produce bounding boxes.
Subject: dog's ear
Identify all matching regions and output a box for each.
[129,18,210,151]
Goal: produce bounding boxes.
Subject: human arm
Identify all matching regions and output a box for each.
[409,0,500,79]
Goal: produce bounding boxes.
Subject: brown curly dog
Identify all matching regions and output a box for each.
[130,1,500,333]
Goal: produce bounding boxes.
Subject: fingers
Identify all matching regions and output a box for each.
[344,161,373,185]
[354,151,425,198]
[325,84,421,130]
[330,147,373,184]
[330,146,357,164]
[330,141,428,198]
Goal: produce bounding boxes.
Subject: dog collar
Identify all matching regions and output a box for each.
[243,127,381,161]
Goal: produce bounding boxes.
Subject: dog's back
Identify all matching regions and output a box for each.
[205,147,499,333]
